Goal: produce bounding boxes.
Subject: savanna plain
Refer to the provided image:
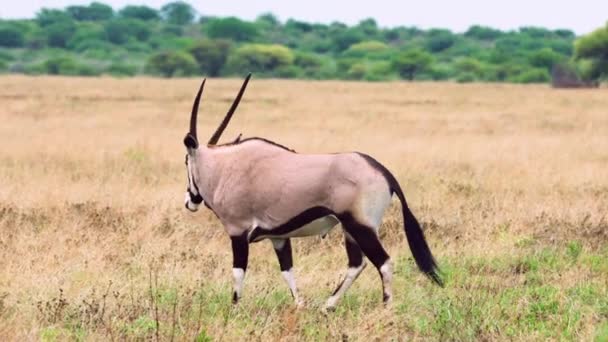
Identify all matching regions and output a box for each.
[0,76,607,341]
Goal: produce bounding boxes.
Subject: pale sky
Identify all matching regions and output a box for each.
[1,0,606,35]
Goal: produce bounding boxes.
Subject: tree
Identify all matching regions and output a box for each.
[119,5,160,21]
[330,28,364,52]
[425,29,456,53]
[146,51,198,77]
[225,44,294,75]
[575,22,608,80]
[36,9,72,27]
[206,17,258,42]
[104,19,151,44]
[465,25,502,40]
[161,1,195,25]
[255,13,280,29]
[528,48,563,70]
[66,2,113,21]
[393,49,434,80]
[67,23,105,51]
[0,25,25,47]
[342,40,391,59]
[188,39,232,76]
[46,21,76,48]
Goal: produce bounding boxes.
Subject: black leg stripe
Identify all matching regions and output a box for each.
[274,239,294,272]
[231,233,249,270]
[338,213,389,269]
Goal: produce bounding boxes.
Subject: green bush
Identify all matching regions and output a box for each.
[0,26,25,47]
[465,25,503,40]
[145,51,197,77]
[66,2,113,21]
[364,61,394,81]
[528,48,563,70]
[428,64,452,80]
[67,24,105,50]
[46,21,76,48]
[105,62,138,76]
[456,72,476,83]
[161,1,195,25]
[343,40,390,59]
[393,49,434,80]
[206,17,258,42]
[575,22,608,80]
[41,56,101,76]
[0,59,7,71]
[104,19,151,44]
[426,29,457,52]
[119,5,159,21]
[274,65,302,78]
[347,63,367,80]
[513,68,550,83]
[225,44,294,75]
[0,50,15,62]
[188,39,231,76]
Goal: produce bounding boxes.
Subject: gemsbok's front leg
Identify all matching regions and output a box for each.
[271,238,304,307]
[230,232,249,304]
[325,234,367,311]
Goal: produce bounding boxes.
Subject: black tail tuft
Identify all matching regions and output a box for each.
[402,205,444,287]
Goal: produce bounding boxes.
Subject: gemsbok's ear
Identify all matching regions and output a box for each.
[184,133,199,149]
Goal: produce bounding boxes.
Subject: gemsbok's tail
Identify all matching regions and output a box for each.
[358,153,444,286]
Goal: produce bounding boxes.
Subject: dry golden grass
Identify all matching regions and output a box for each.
[0,75,607,341]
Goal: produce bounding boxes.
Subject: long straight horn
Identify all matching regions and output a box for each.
[208,73,252,145]
[189,78,206,141]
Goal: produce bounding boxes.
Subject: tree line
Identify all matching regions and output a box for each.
[0,1,606,83]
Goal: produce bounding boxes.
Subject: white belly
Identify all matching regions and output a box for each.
[283,215,340,238]
[250,215,340,242]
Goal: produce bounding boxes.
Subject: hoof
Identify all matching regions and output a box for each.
[321,305,336,314]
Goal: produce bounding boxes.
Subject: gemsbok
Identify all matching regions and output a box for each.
[183,74,443,310]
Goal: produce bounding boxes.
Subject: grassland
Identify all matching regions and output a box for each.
[0,76,607,341]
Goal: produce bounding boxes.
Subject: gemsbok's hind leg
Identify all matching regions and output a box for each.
[271,238,304,307]
[338,213,393,305]
[325,233,368,311]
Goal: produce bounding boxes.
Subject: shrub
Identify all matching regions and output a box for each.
[513,68,550,83]
[0,26,25,47]
[46,21,76,48]
[105,62,138,76]
[225,44,294,75]
[104,19,151,45]
[41,56,101,76]
[347,63,367,80]
[119,5,159,21]
[206,17,258,42]
[343,40,391,59]
[528,48,563,70]
[145,51,197,77]
[188,39,231,76]
[426,29,457,52]
[392,49,434,80]
[456,72,476,83]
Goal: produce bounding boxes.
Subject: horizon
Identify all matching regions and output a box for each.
[0,0,606,35]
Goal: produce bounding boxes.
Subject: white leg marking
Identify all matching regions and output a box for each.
[325,261,367,310]
[232,268,245,302]
[380,260,393,304]
[271,239,285,250]
[281,269,304,307]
